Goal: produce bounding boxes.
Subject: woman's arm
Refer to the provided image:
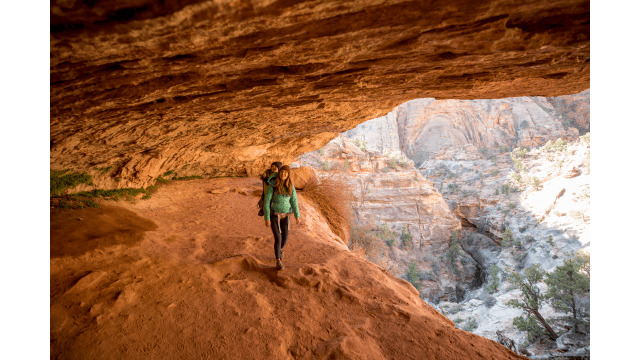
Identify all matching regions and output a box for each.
[290,187,300,224]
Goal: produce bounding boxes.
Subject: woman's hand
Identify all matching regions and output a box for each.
[295,217,301,225]
[265,220,271,228]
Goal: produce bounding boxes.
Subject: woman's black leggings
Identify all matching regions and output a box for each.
[270,214,289,259]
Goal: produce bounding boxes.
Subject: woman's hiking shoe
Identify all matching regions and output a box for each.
[276,259,284,270]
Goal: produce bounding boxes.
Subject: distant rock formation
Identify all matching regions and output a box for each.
[344,90,588,168]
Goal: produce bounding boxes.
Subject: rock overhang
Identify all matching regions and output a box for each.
[50,0,590,189]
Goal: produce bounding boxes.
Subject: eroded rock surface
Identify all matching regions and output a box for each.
[51,0,589,188]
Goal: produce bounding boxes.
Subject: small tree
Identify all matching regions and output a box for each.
[501,228,514,247]
[445,231,461,275]
[486,265,501,294]
[505,265,558,341]
[405,261,421,290]
[544,253,590,332]
[400,225,413,249]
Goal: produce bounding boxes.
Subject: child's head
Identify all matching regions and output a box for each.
[270,162,282,173]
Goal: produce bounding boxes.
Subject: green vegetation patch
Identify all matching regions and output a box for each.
[51,169,94,196]
[173,175,204,181]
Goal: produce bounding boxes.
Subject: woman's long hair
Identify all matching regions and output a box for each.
[275,166,294,196]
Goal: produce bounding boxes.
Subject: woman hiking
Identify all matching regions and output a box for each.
[263,165,300,270]
[257,162,282,216]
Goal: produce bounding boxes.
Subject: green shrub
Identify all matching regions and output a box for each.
[553,138,567,152]
[405,261,422,290]
[494,188,499,195]
[520,121,529,130]
[163,170,175,177]
[400,225,413,249]
[501,182,512,195]
[527,176,542,191]
[513,158,526,172]
[389,159,397,170]
[501,228,514,247]
[547,235,553,245]
[419,270,435,281]
[486,265,501,294]
[318,149,324,156]
[353,138,367,152]
[345,159,349,170]
[173,175,204,180]
[491,170,499,176]
[448,305,463,315]
[463,318,478,332]
[51,169,94,196]
[500,145,510,153]
[323,161,330,171]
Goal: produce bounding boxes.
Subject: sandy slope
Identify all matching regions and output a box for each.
[50,177,526,360]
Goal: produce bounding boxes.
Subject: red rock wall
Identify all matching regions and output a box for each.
[50,0,590,188]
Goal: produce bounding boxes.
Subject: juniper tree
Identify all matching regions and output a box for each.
[505,265,558,341]
[544,253,590,332]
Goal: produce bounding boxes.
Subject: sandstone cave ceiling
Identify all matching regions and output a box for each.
[50,0,590,189]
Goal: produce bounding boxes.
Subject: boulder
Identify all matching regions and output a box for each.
[290,166,318,191]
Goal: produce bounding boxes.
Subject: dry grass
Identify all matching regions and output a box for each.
[301,171,354,242]
[349,220,400,276]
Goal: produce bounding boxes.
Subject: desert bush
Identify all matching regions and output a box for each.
[486,265,501,294]
[447,183,461,194]
[527,176,542,191]
[553,138,567,152]
[405,261,422,290]
[353,138,367,152]
[491,170,499,176]
[513,158,526,172]
[501,182,512,195]
[419,270,435,281]
[519,121,529,130]
[500,145,510,153]
[323,161,330,171]
[448,304,463,315]
[508,170,523,187]
[400,225,413,249]
[318,148,324,156]
[303,173,354,242]
[501,228,514,247]
[464,318,478,332]
[389,159,397,169]
[349,221,387,261]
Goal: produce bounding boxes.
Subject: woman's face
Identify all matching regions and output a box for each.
[279,170,289,180]
[271,165,278,173]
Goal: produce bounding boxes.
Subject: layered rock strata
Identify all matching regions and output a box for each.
[51,0,589,187]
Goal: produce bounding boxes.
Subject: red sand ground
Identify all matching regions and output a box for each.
[50,177,527,360]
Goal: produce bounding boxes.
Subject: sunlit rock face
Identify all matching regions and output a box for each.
[50,0,590,189]
[344,90,588,168]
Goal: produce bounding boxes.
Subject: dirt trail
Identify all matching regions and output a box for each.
[50,177,526,360]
